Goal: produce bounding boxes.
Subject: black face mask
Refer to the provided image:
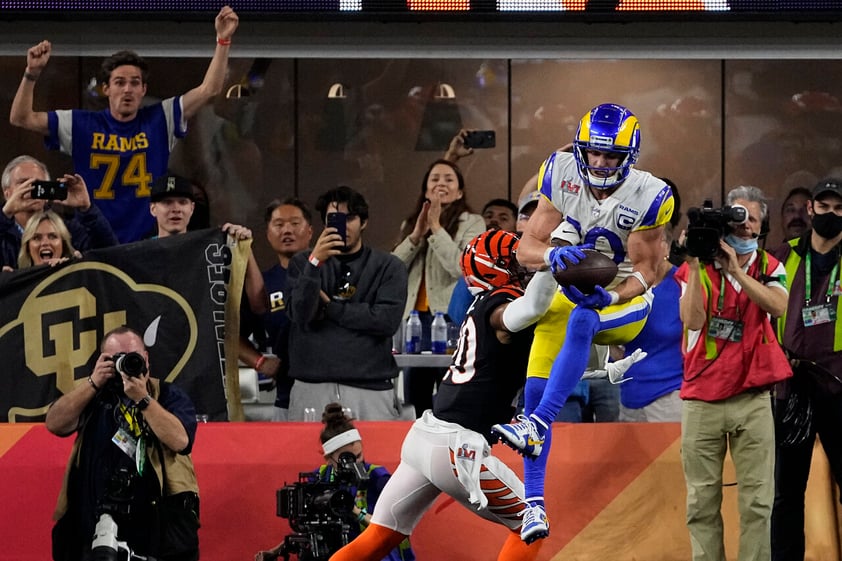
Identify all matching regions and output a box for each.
[812,212,842,240]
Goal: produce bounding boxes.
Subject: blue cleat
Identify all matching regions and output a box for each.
[491,414,545,458]
[520,503,550,543]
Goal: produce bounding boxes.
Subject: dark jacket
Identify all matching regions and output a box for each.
[287,245,407,389]
[0,205,118,269]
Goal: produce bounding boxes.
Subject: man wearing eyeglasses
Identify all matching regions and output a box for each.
[286,185,408,421]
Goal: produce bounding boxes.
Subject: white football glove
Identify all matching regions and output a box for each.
[605,348,648,384]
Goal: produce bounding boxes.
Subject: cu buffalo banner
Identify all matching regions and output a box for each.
[0,228,249,423]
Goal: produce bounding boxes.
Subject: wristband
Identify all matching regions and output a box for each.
[254,355,266,371]
[308,254,321,268]
[608,291,620,306]
[23,71,39,82]
[357,509,368,523]
[216,36,232,46]
[87,376,100,392]
[631,270,650,291]
[543,247,554,267]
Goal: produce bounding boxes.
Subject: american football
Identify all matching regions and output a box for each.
[552,249,619,293]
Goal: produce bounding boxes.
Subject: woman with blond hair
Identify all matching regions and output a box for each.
[17,209,78,268]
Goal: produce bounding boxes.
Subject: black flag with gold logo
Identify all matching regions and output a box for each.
[0,229,248,422]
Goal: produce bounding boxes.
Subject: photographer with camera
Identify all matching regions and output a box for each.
[676,186,792,561]
[46,326,200,561]
[771,178,842,561]
[256,403,413,561]
[1,155,118,271]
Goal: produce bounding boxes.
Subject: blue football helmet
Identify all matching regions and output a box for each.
[573,103,641,189]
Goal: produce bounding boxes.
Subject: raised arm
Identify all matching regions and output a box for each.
[717,241,788,317]
[517,195,562,270]
[180,5,239,120]
[9,41,52,135]
[46,353,114,436]
[679,257,708,331]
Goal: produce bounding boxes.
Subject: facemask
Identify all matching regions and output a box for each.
[812,212,842,240]
[724,234,758,255]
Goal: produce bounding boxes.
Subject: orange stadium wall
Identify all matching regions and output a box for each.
[0,422,839,561]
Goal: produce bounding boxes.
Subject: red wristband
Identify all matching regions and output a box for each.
[216,36,232,46]
[254,355,266,371]
[308,254,321,268]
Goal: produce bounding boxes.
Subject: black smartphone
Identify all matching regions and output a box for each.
[31,180,68,201]
[326,212,347,246]
[463,130,496,149]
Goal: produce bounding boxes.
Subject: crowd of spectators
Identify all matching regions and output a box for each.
[4,13,840,559]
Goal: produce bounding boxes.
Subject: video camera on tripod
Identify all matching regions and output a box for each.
[271,451,370,561]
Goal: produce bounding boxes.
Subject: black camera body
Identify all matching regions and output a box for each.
[31,180,68,200]
[685,199,749,261]
[273,451,369,561]
[112,352,148,378]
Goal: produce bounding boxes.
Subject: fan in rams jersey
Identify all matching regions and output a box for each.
[329,229,558,561]
[492,103,674,542]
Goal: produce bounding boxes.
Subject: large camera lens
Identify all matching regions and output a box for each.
[311,488,354,517]
[726,204,749,224]
[114,352,147,377]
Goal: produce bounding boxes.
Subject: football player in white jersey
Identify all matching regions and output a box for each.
[492,103,674,543]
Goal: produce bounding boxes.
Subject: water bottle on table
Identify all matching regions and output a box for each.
[405,311,422,354]
[431,312,448,354]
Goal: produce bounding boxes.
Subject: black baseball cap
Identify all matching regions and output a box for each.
[811,178,842,201]
[150,174,195,202]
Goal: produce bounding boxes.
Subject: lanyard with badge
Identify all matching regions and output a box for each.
[707,271,744,342]
[112,402,147,475]
[802,251,840,327]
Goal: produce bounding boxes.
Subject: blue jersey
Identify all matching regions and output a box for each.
[46,97,186,243]
[262,264,294,408]
[619,266,684,409]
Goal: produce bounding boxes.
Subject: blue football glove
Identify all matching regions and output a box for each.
[546,244,593,274]
[562,284,613,309]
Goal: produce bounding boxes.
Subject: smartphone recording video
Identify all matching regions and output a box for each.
[326,212,347,246]
[31,180,68,201]
[463,130,496,150]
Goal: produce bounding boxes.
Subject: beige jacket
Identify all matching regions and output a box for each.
[53,378,199,521]
[393,211,485,319]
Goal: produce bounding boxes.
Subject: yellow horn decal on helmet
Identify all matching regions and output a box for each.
[577,112,592,142]
[613,115,639,148]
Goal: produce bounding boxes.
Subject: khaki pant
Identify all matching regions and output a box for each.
[681,391,775,561]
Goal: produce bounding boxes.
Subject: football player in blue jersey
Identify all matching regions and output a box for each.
[10,6,239,244]
[492,103,674,542]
